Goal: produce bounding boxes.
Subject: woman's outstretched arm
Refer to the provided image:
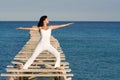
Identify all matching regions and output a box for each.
[49,23,74,30]
[16,26,39,31]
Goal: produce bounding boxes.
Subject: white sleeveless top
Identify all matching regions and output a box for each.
[40,28,51,44]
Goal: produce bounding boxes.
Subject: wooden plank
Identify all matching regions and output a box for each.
[1,73,74,77]
[16,53,65,56]
[7,65,40,69]
[14,57,66,61]
[11,61,69,65]
[15,54,65,58]
[6,69,71,72]
[18,49,63,53]
[16,50,63,54]
[7,65,69,69]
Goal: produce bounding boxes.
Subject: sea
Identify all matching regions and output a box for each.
[0,21,120,80]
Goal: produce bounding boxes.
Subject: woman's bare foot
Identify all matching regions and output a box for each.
[54,67,64,70]
[18,64,24,69]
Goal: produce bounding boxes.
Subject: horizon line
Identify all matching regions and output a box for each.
[0,20,120,22]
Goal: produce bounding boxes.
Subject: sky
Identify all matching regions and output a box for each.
[0,0,120,21]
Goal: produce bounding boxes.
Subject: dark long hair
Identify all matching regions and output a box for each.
[37,15,47,27]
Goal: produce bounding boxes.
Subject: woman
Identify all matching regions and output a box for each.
[17,15,73,70]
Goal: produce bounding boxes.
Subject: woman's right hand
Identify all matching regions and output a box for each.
[16,27,23,30]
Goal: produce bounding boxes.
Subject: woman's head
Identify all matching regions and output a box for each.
[37,15,49,27]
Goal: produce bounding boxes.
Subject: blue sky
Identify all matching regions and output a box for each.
[0,0,120,21]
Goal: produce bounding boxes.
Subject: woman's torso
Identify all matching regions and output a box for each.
[39,28,52,44]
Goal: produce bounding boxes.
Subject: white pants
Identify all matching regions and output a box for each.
[23,42,60,69]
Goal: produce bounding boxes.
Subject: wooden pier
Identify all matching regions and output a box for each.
[0,28,73,80]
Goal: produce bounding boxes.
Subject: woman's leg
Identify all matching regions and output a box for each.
[47,45,61,68]
[23,43,44,69]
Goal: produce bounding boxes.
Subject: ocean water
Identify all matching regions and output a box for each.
[0,21,120,80]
